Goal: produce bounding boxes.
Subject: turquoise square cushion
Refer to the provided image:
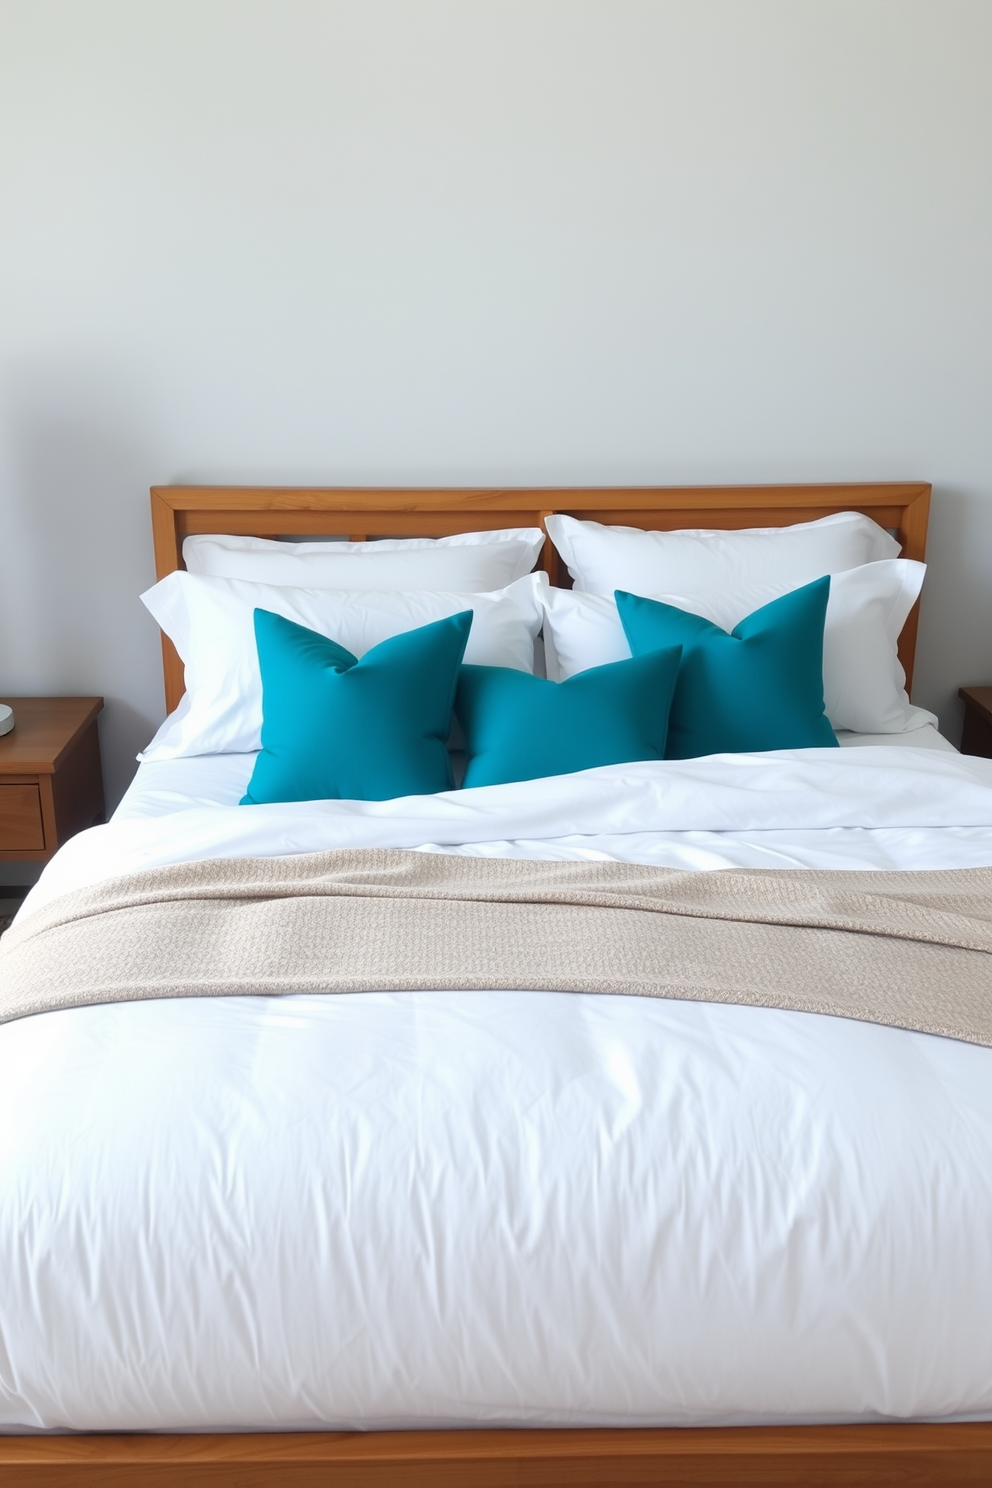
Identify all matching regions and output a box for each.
[616,578,837,759]
[242,607,472,804]
[455,647,682,788]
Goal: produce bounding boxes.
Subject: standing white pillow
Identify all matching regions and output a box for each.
[545,511,900,594]
[141,571,546,760]
[540,561,935,736]
[183,529,545,592]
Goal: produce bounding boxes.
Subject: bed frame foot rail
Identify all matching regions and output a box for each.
[2,1422,991,1487]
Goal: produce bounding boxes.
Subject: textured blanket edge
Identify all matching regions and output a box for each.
[2,848,992,1046]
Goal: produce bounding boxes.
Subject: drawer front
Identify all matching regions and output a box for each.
[0,784,45,851]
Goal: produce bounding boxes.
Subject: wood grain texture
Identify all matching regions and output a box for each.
[0,784,44,850]
[0,698,105,861]
[959,686,992,728]
[2,1422,991,1487]
[149,483,932,713]
[959,686,992,758]
[48,721,105,846]
[0,698,104,774]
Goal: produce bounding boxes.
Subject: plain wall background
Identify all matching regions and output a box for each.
[1,0,991,823]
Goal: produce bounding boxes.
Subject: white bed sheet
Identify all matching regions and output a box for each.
[109,722,959,823]
[834,722,957,752]
[4,739,992,1433]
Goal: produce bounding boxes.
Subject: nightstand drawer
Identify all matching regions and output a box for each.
[0,784,45,851]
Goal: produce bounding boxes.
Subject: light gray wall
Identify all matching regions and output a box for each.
[1,0,991,817]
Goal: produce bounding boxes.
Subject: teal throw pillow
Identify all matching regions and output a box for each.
[242,608,472,804]
[615,578,837,759]
[455,647,682,788]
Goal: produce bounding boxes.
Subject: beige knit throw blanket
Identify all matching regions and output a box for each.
[2,849,992,1045]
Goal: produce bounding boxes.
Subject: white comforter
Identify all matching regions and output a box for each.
[4,746,992,1431]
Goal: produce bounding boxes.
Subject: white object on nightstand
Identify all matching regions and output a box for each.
[0,705,14,736]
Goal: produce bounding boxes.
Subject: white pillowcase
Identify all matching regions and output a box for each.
[540,561,936,736]
[545,511,901,594]
[183,528,545,592]
[141,571,546,760]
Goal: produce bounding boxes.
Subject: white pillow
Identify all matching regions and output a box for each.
[540,561,936,736]
[141,571,546,760]
[545,511,900,594]
[183,528,545,592]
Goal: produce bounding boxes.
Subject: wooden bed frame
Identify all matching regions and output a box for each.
[9,478,992,1487]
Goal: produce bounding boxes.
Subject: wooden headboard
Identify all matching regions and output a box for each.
[151,481,931,715]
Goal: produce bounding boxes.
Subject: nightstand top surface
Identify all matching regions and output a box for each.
[0,697,103,774]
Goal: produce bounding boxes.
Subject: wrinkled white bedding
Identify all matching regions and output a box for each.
[4,741,992,1431]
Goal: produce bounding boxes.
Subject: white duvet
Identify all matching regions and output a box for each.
[4,744,992,1430]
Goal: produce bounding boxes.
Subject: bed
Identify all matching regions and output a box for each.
[3,481,992,1486]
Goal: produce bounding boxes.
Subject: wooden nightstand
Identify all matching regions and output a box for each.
[0,697,105,863]
[959,687,992,759]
